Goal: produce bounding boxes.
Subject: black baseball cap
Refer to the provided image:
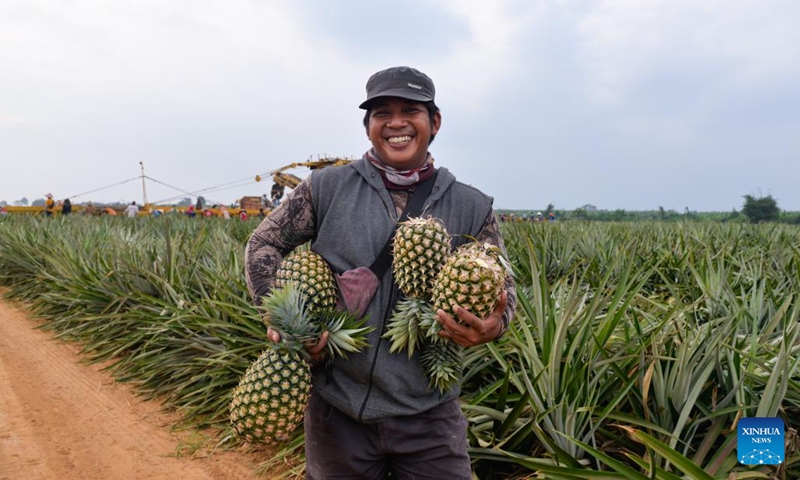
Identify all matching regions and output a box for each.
[359,66,436,109]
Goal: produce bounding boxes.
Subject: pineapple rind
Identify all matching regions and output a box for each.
[229,347,311,445]
[431,242,505,321]
[392,217,451,299]
[275,251,337,316]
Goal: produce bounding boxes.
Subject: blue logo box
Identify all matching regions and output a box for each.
[738,417,784,465]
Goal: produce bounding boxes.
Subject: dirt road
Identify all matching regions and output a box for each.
[0,298,267,480]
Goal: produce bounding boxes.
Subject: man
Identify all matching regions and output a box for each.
[245,66,516,479]
[124,201,139,218]
[44,193,55,216]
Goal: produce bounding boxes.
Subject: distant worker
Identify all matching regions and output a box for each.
[220,205,230,219]
[186,205,197,218]
[549,212,555,222]
[152,208,163,217]
[0,206,8,216]
[84,202,96,216]
[124,201,140,218]
[44,193,56,217]
[203,208,213,218]
[238,209,248,221]
[270,182,284,203]
[102,207,117,216]
[536,211,543,222]
[62,198,72,215]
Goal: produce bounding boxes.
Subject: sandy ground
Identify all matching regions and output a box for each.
[0,298,272,480]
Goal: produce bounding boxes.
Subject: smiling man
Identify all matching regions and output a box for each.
[245,66,516,479]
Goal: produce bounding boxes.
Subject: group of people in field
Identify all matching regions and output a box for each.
[35,194,261,220]
[499,211,556,222]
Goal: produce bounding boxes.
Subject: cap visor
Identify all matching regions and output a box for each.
[359,89,433,109]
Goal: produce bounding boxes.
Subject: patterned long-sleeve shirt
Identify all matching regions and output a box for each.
[245,175,516,335]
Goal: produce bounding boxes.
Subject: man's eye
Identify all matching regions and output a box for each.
[405,108,421,114]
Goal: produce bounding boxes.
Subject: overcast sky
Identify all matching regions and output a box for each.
[2,0,799,211]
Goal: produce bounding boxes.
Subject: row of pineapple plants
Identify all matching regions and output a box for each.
[0,214,798,478]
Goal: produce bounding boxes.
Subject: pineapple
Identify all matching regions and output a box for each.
[230,284,314,445]
[275,250,337,316]
[274,250,373,358]
[229,347,311,445]
[230,283,372,444]
[391,216,451,299]
[383,217,451,356]
[431,241,506,321]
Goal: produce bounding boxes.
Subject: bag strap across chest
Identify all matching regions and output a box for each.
[369,171,438,279]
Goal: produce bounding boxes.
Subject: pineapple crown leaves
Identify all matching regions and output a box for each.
[453,235,514,277]
[259,282,320,350]
[383,298,434,357]
[313,308,374,359]
[420,339,464,392]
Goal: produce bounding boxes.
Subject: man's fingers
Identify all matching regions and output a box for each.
[266,327,281,343]
[306,331,329,358]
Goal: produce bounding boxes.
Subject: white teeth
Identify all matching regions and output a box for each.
[388,136,411,144]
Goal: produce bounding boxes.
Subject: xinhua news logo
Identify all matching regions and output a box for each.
[738,417,784,465]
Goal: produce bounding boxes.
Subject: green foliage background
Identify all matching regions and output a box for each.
[0,215,798,479]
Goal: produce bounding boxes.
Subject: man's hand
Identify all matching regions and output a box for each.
[266,327,329,362]
[436,291,507,347]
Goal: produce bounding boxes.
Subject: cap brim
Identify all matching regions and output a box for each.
[359,89,433,109]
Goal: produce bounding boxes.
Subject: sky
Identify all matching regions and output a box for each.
[1,0,799,212]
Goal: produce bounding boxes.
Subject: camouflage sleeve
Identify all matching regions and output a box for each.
[475,209,517,339]
[245,178,316,305]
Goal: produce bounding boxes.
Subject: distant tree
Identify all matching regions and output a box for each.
[31,198,45,207]
[545,203,555,216]
[611,209,626,221]
[742,194,780,223]
[0,200,6,207]
[573,208,589,220]
[196,196,206,209]
[14,197,29,206]
[177,197,192,207]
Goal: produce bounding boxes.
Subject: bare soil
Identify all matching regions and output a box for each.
[0,297,274,480]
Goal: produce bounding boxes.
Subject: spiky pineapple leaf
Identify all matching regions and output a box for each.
[383,298,432,357]
[259,282,319,348]
[420,338,464,392]
[315,308,373,358]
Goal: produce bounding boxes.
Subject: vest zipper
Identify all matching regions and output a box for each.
[356,282,399,422]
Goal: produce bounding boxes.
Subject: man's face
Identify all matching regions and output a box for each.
[366,97,441,170]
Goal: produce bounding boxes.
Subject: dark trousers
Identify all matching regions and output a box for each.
[304,391,471,479]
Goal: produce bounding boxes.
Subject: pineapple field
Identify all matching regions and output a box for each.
[0,214,798,479]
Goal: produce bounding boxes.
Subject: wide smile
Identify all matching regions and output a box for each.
[386,135,413,146]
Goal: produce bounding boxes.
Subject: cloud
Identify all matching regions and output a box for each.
[431,0,545,110]
[577,0,800,105]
